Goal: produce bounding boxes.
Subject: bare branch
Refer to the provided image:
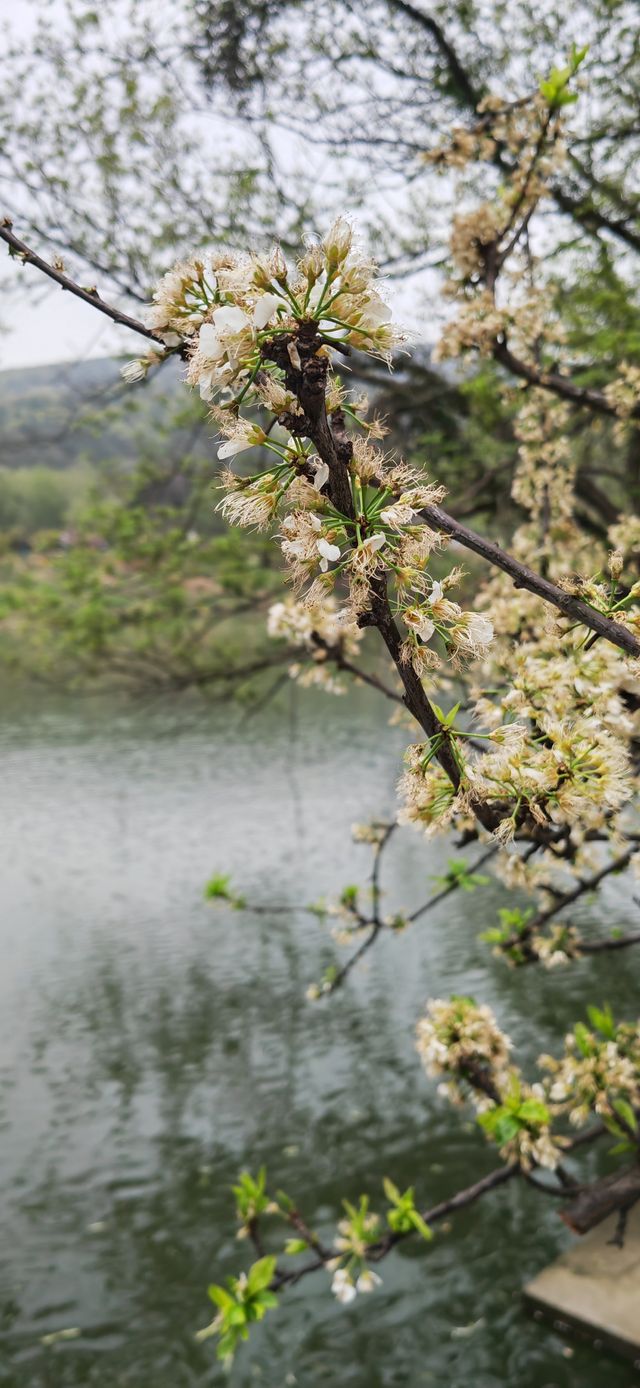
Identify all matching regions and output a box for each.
[0,219,166,348]
[493,338,631,419]
[419,503,640,659]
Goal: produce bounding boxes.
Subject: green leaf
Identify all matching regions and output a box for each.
[216,1331,238,1361]
[612,1098,637,1133]
[539,53,584,108]
[409,1210,432,1241]
[208,1283,234,1311]
[518,1098,550,1126]
[574,1022,593,1057]
[493,1114,521,1144]
[603,1116,626,1139]
[204,872,232,900]
[247,1255,277,1295]
[383,1176,400,1204]
[284,1238,308,1255]
[569,43,589,72]
[608,1140,635,1156]
[586,1003,615,1039]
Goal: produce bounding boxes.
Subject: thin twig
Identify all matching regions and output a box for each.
[0,219,166,348]
[420,503,640,659]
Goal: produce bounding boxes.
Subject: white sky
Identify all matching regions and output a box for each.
[0,0,431,374]
[0,0,132,371]
[0,282,131,372]
[0,0,455,373]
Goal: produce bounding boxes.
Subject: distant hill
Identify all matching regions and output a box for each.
[0,355,190,471]
[0,347,464,478]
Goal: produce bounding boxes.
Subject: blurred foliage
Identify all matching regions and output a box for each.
[0,465,88,534]
[0,375,287,691]
[1,0,639,685]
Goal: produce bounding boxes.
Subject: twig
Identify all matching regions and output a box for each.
[371,822,397,923]
[0,219,166,348]
[274,1121,608,1290]
[408,845,498,924]
[579,930,640,954]
[311,634,403,704]
[323,842,497,996]
[419,503,640,659]
[494,338,636,420]
[324,920,384,994]
[501,848,635,958]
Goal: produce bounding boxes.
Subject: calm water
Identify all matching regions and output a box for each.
[1,687,639,1388]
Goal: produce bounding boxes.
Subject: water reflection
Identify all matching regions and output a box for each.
[0,690,639,1386]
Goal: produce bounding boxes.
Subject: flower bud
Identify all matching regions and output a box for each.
[323,217,353,269]
[608,549,624,581]
[298,244,324,286]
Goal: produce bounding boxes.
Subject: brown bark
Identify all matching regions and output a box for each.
[560,1165,640,1235]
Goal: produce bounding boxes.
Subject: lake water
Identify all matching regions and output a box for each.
[1,686,639,1388]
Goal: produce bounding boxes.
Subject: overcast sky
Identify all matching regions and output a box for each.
[0,0,129,372]
[0,0,434,375]
[0,279,134,373]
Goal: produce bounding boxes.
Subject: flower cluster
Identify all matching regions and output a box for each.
[510,393,575,529]
[416,996,512,1090]
[328,1195,382,1304]
[401,578,494,672]
[137,221,504,689]
[351,821,391,845]
[416,998,562,1170]
[398,755,460,836]
[267,595,363,695]
[476,1074,562,1170]
[531,924,582,969]
[541,1010,640,1132]
[145,220,403,392]
[467,715,631,833]
[430,68,576,374]
[603,362,640,419]
[272,465,448,614]
[196,1256,278,1363]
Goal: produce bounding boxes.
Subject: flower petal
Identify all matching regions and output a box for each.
[253,292,281,329]
[212,305,250,333]
[198,323,224,358]
[317,538,341,562]
[218,438,252,458]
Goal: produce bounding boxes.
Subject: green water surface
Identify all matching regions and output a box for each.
[0,688,639,1387]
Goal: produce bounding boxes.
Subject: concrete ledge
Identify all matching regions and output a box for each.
[523,1205,640,1365]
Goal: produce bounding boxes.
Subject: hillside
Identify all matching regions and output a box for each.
[0,355,189,471]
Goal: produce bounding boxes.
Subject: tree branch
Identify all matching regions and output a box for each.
[276,1120,609,1291]
[493,339,630,419]
[385,1,481,109]
[419,503,640,658]
[0,219,166,348]
[500,848,636,958]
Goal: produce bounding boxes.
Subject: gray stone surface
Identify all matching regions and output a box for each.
[524,1205,640,1362]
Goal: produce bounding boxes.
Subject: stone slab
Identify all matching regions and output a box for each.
[523,1205,640,1364]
